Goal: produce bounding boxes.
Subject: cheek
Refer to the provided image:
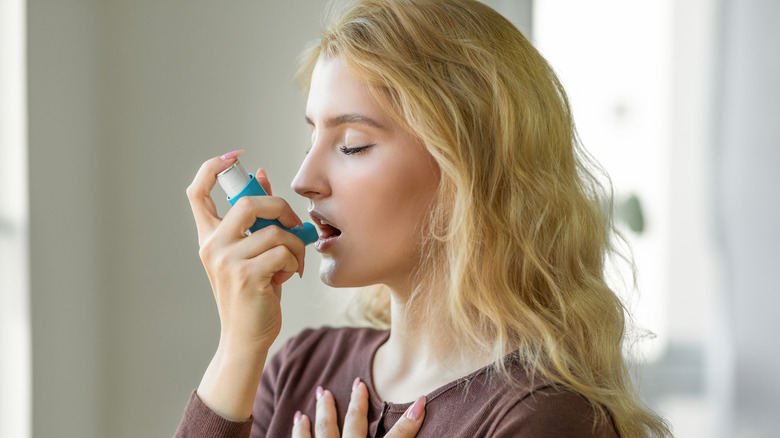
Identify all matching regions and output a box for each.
[366,173,435,247]
[339,171,421,252]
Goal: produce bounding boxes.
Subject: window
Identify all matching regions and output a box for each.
[0,0,31,437]
[534,1,720,436]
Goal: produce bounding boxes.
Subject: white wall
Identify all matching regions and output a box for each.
[28,1,102,436]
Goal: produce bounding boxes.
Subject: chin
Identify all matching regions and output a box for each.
[317,259,375,289]
[318,259,346,287]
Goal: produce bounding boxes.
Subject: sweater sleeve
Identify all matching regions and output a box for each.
[492,386,619,438]
[174,390,253,438]
[174,330,316,438]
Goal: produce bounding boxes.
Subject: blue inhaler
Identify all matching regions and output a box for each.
[216,160,318,246]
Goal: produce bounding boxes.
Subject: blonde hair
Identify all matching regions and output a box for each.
[297,1,670,436]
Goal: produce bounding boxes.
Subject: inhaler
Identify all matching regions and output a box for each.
[216,160,318,246]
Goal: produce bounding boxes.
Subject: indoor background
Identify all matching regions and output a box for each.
[1,0,778,437]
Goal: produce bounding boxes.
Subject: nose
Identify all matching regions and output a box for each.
[291,145,330,200]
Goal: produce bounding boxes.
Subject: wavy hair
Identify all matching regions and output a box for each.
[297,1,670,436]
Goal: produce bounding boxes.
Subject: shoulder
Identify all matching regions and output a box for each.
[419,362,617,437]
[492,384,619,437]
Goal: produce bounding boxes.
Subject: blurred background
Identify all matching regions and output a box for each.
[1,0,778,437]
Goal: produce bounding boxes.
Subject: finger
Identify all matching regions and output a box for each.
[385,396,426,438]
[186,153,243,244]
[220,195,305,239]
[255,169,307,229]
[272,269,296,286]
[252,245,301,286]
[254,169,306,229]
[343,379,369,438]
[314,387,339,438]
[231,224,306,277]
[255,167,273,196]
[214,243,299,292]
[292,411,311,438]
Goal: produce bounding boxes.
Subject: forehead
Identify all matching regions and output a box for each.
[305,57,382,121]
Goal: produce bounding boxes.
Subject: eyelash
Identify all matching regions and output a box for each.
[339,144,375,155]
[304,144,376,155]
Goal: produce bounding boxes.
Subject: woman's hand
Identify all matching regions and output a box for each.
[186,151,306,420]
[188,151,305,349]
[292,379,426,438]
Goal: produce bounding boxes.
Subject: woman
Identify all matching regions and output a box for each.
[177,0,670,437]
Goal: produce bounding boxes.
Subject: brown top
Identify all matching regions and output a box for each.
[176,326,618,437]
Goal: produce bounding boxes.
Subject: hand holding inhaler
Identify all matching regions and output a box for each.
[217,160,318,245]
[187,152,311,420]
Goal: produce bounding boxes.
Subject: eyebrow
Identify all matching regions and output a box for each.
[305,113,387,130]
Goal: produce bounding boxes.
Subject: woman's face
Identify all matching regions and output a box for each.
[292,56,440,291]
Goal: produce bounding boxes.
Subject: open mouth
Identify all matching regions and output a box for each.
[309,211,343,252]
[317,220,342,239]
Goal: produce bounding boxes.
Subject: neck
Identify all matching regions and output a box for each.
[371,284,492,403]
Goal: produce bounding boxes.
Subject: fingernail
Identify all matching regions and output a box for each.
[316,386,324,401]
[298,259,305,279]
[405,396,426,421]
[293,410,301,424]
[220,149,245,161]
[352,377,361,390]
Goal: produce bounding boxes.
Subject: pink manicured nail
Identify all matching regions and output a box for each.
[316,386,324,401]
[352,377,361,390]
[220,149,245,161]
[405,396,426,421]
[293,410,301,424]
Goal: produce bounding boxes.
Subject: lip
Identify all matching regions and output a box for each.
[309,209,341,253]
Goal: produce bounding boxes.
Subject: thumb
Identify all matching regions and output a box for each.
[385,396,426,438]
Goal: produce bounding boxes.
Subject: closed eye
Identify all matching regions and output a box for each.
[339,144,375,155]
